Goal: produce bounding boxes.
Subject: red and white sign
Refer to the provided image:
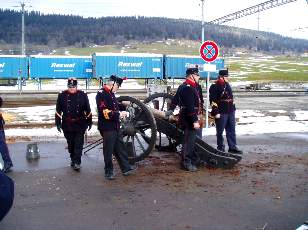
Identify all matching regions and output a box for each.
[199,40,219,62]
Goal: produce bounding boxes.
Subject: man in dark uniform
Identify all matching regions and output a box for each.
[96,75,137,180]
[165,67,202,172]
[55,78,92,171]
[209,69,242,154]
[0,97,13,173]
[0,170,14,221]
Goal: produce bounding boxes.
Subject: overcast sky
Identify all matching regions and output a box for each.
[1,0,308,40]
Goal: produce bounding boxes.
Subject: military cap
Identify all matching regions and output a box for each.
[218,69,229,76]
[109,75,124,87]
[186,67,199,76]
[67,78,78,88]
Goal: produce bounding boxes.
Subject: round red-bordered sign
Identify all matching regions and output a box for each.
[199,40,219,62]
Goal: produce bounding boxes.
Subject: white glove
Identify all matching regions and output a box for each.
[120,111,129,119]
[215,114,221,119]
[193,122,200,129]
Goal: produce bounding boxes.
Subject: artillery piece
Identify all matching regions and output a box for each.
[84,93,242,169]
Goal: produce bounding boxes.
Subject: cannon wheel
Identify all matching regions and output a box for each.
[143,93,181,152]
[117,96,157,163]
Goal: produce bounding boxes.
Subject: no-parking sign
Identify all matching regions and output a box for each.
[199,40,219,63]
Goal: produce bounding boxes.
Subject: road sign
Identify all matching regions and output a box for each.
[199,40,219,130]
[203,63,216,72]
[199,40,219,63]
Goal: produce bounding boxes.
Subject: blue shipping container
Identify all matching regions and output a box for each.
[0,55,28,79]
[29,56,92,79]
[164,55,224,79]
[93,53,163,79]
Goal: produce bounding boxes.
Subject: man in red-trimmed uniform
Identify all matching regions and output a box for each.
[209,69,242,154]
[165,67,202,172]
[96,75,137,180]
[55,78,92,171]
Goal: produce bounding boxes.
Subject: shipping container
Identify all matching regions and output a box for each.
[29,55,92,79]
[0,55,28,79]
[164,55,224,79]
[93,53,163,79]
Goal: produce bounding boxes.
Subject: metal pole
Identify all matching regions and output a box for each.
[205,71,210,128]
[201,0,205,43]
[256,9,260,51]
[21,2,25,55]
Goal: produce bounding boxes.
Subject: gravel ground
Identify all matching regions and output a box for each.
[0,132,307,230]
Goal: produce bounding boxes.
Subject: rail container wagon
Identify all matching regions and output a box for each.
[92,53,164,79]
[0,55,28,79]
[164,55,224,79]
[28,55,92,79]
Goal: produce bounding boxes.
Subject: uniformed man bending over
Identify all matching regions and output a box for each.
[209,69,242,154]
[165,67,202,172]
[96,75,136,180]
[55,78,92,171]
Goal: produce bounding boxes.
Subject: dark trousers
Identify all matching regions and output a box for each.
[196,128,203,138]
[99,130,131,174]
[0,171,14,221]
[215,112,237,151]
[182,127,199,166]
[63,130,85,164]
[0,131,13,167]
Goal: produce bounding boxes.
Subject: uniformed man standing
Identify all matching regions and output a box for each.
[0,170,14,221]
[209,69,242,154]
[166,67,202,172]
[96,75,136,180]
[55,78,92,171]
[0,97,13,173]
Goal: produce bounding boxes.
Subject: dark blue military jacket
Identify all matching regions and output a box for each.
[96,85,125,131]
[170,80,200,128]
[0,114,5,131]
[209,81,235,115]
[56,90,91,131]
[0,171,14,221]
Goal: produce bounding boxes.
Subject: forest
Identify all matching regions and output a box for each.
[0,9,308,54]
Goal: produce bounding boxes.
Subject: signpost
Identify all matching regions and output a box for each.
[199,40,219,129]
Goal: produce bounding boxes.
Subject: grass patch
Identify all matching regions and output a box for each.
[56,40,202,56]
[241,71,308,82]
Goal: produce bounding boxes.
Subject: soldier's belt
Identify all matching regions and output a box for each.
[180,106,199,109]
[66,117,81,122]
[220,99,233,102]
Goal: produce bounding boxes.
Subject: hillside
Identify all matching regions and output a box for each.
[0,9,308,55]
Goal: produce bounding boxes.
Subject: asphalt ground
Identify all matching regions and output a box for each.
[0,132,307,230]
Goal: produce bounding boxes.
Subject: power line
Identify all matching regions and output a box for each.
[208,0,299,25]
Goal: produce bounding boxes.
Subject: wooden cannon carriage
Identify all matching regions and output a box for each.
[84,93,242,169]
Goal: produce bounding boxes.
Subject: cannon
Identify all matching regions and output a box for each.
[84,93,241,169]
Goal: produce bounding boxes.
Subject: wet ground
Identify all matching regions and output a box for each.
[0,133,307,230]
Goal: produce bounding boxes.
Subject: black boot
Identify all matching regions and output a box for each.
[105,170,115,180]
[2,163,13,173]
[72,163,81,171]
[181,162,197,172]
[228,148,243,154]
[123,165,137,176]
